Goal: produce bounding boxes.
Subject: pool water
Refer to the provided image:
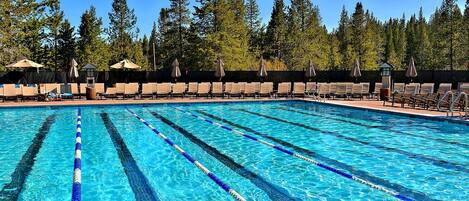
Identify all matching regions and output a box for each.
[0,100,467,201]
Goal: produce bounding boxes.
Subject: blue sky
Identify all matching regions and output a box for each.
[61,0,465,37]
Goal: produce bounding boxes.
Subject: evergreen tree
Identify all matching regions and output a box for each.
[350,2,366,67]
[327,33,341,70]
[44,0,64,71]
[158,8,171,68]
[265,0,287,60]
[78,6,110,70]
[245,0,262,52]
[108,0,137,62]
[148,22,159,70]
[167,0,191,62]
[336,6,354,69]
[464,0,469,67]
[415,8,432,69]
[57,20,76,71]
[142,35,150,66]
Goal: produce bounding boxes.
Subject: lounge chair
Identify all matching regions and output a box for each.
[0,84,3,102]
[335,83,347,99]
[306,82,317,97]
[317,83,330,99]
[227,83,242,98]
[211,82,223,98]
[372,83,383,100]
[393,83,405,94]
[350,84,363,99]
[276,82,291,98]
[104,87,117,99]
[156,83,172,98]
[239,82,247,94]
[412,83,435,108]
[60,84,74,99]
[43,84,61,100]
[360,83,370,99]
[345,83,353,98]
[224,82,233,97]
[70,83,80,98]
[197,82,211,98]
[95,83,105,99]
[259,82,274,98]
[243,83,256,98]
[292,82,305,98]
[124,83,139,99]
[21,85,39,101]
[329,83,337,99]
[388,84,418,107]
[186,82,198,97]
[422,83,452,110]
[252,82,261,94]
[141,83,156,99]
[172,83,186,97]
[115,83,125,98]
[3,84,18,101]
[79,84,87,98]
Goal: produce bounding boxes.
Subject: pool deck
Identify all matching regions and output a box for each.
[0,98,466,121]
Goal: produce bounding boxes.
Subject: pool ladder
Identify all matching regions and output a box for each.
[438,91,468,118]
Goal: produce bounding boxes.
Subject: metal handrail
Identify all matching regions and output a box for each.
[437,91,454,113]
[451,92,468,113]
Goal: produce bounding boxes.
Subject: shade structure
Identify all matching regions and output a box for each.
[214,58,225,79]
[406,57,418,78]
[69,59,79,79]
[6,59,44,69]
[350,59,362,78]
[171,58,181,78]
[257,58,268,77]
[83,63,97,70]
[305,60,316,78]
[110,59,141,69]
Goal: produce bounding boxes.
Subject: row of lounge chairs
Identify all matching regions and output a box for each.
[384,83,469,113]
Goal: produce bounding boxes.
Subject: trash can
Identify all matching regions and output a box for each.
[380,88,390,101]
[86,87,96,100]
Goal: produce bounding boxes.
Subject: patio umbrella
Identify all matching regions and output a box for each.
[257,58,268,78]
[69,58,79,81]
[305,60,316,79]
[7,59,44,73]
[171,58,181,82]
[406,57,417,82]
[214,58,225,81]
[350,59,362,82]
[110,59,141,69]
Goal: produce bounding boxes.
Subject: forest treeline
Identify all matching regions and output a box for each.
[0,0,468,72]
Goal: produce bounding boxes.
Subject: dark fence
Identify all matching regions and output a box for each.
[1,70,468,89]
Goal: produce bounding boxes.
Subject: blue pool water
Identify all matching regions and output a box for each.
[0,100,467,201]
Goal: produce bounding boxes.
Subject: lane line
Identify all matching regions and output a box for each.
[194,110,438,201]
[170,106,412,201]
[238,109,469,174]
[151,111,299,201]
[0,114,56,200]
[126,109,246,201]
[100,113,159,201]
[277,105,469,149]
[72,109,82,201]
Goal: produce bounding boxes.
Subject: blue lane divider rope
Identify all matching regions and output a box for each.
[171,106,412,201]
[72,108,82,201]
[126,109,246,201]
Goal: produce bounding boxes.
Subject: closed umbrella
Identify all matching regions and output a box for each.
[257,58,267,78]
[406,57,417,82]
[69,59,79,81]
[171,58,181,81]
[350,59,362,82]
[214,58,225,81]
[110,59,141,69]
[305,60,316,78]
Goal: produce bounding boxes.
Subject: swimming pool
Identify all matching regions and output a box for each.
[0,100,467,201]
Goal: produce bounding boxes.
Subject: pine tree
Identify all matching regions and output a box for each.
[142,35,150,66]
[45,0,64,71]
[336,6,354,69]
[167,0,191,62]
[108,0,137,62]
[78,6,110,70]
[57,20,76,71]
[148,22,159,70]
[245,0,262,52]
[415,8,432,69]
[464,1,469,68]
[265,0,287,60]
[350,2,366,67]
[158,8,171,68]
[327,33,341,70]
